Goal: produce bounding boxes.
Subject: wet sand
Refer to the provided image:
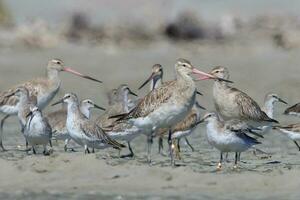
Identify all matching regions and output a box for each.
[0,40,300,199]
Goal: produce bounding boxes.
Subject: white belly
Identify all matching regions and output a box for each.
[206,124,252,153]
[107,126,141,142]
[279,129,300,141]
[132,100,193,134]
[25,118,50,145]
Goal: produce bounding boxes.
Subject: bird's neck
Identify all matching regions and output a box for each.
[47,68,60,82]
[263,99,275,118]
[207,118,223,135]
[150,77,162,91]
[176,71,196,97]
[213,80,230,100]
[67,102,82,120]
[80,106,90,119]
[122,92,129,113]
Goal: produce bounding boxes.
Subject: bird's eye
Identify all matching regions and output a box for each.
[215,70,220,73]
[182,64,187,67]
[56,61,61,65]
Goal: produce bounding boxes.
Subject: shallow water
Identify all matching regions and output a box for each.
[0,41,300,199]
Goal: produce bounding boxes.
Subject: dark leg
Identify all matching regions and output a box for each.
[158,137,164,154]
[121,142,134,158]
[147,134,153,163]
[49,140,52,148]
[234,152,239,168]
[84,145,90,154]
[218,152,223,169]
[92,148,95,153]
[32,146,36,154]
[0,115,10,151]
[294,141,300,151]
[177,138,181,152]
[168,129,174,166]
[184,137,195,152]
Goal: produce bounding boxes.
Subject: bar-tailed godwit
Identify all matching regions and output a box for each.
[0,59,102,150]
[112,59,228,163]
[204,66,278,127]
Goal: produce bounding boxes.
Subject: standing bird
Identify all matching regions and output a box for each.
[199,112,261,169]
[24,106,52,155]
[204,66,278,127]
[4,87,37,150]
[112,59,228,164]
[258,93,287,134]
[0,59,102,151]
[48,99,105,151]
[273,123,300,151]
[138,64,204,154]
[284,103,300,117]
[52,93,125,154]
[97,85,140,158]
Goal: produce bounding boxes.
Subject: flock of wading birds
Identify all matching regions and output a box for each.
[0,58,300,169]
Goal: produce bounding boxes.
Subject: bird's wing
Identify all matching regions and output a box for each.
[112,81,176,120]
[233,88,278,123]
[284,103,300,115]
[81,121,125,149]
[276,123,300,133]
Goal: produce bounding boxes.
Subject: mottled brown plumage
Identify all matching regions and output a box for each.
[115,80,176,120]
[211,66,278,124]
[284,103,300,117]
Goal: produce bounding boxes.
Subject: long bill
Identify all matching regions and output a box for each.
[51,98,64,106]
[63,67,102,83]
[192,68,233,83]
[138,72,155,90]
[93,103,106,111]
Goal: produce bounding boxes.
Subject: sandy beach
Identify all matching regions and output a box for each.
[0,39,300,199]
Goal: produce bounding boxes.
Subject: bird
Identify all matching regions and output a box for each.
[48,99,105,152]
[204,66,278,128]
[111,58,228,164]
[96,84,137,128]
[258,93,287,134]
[96,84,140,158]
[138,63,205,154]
[3,86,37,150]
[24,106,53,155]
[273,123,300,151]
[0,58,102,151]
[284,103,300,117]
[52,93,125,154]
[198,112,261,169]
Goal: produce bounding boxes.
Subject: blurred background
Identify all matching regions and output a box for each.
[0,0,299,115]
